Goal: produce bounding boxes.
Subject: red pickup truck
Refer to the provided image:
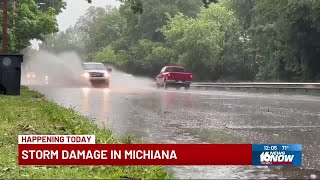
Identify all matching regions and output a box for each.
[156,66,192,89]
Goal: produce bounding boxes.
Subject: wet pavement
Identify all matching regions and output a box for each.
[29,84,320,179]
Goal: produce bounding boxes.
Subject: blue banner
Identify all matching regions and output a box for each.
[252,144,302,166]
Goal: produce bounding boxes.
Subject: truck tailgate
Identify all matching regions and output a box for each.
[167,72,192,81]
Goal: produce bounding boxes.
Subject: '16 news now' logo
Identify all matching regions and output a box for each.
[252,144,302,166]
[260,151,294,165]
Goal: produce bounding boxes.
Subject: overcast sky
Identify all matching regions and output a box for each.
[57,0,121,31]
[31,0,121,49]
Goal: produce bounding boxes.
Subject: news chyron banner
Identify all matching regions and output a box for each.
[252,144,302,166]
[18,135,302,166]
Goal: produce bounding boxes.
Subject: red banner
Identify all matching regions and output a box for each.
[18,144,252,166]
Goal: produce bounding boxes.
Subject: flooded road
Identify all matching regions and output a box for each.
[29,85,320,179]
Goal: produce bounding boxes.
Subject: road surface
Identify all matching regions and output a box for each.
[29,84,320,179]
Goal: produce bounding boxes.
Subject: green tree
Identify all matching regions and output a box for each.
[75,6,125,58]
[35,0,66,14]
[40,26,86,57]
[41,0,320,82]
[119,0,203,44]
[248,0,320,81]
[161,4,239,80]
[202,0,219,8]
[94,45,118,65]
[224,0,320,81]
[0,0,61,52]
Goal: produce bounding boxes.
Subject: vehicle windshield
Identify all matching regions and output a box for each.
[83,64,105,70]
[166,67,185,72]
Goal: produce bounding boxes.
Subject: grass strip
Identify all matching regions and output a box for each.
[0,86,171,179]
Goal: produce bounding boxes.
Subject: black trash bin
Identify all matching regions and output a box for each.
[0,54,24,95]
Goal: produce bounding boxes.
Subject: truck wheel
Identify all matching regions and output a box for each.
[164,81,169,89]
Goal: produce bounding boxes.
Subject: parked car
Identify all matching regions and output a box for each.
[156,66,192,89]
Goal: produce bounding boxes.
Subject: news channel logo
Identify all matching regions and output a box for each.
[252,144,302,166]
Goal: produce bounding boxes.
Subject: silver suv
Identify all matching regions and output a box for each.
[82,62,111,87]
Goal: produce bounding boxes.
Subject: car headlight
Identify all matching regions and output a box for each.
[83,72,90,79]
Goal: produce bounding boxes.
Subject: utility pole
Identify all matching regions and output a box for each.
[2,0,8,53]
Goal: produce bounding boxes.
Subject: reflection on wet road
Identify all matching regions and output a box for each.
[30,85,320,179]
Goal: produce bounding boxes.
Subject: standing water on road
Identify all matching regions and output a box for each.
[23,49,320,179]
[29,82,320,179]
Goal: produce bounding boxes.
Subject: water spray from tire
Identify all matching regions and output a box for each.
[21,50,154,90]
